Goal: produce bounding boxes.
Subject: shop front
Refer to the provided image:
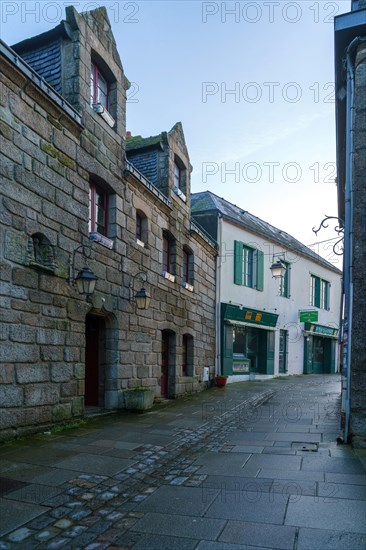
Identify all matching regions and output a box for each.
[303,322,338,374]
[221,303,279,376]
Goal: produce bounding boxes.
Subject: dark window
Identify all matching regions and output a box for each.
[90,62,109,110]
[174,163,181,190]
[182,334,193,377]
[136,212,142,241]
[183,247,194,286]
[89,183,108,236]
[163,234,171,273]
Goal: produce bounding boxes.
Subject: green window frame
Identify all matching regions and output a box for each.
[310,275,329,309]
[234,240,264,290]
[279,261,291,298]
[279,329,288,373]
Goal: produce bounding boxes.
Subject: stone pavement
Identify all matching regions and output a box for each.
[0,375,365,549]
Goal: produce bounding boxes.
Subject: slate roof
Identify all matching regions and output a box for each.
[12,24,68,95]
[126,134,164,152]
[191,191,341,273]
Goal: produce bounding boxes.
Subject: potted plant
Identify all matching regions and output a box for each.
[124,387,155,411]
[215,375,228,387]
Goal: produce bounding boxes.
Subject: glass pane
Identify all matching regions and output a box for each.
[233,328,245,355]
[98,72,108,108]
[174,164,180,189]
[95,190,106,234]
[88,186,93,232]
[90,66,95,104]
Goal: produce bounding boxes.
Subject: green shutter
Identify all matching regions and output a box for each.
[256,250,264,291]
[315,277,321,308]
[222,324,233,375]
[234,241,243,285]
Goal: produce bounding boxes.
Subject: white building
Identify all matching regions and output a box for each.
[191,192,342,379]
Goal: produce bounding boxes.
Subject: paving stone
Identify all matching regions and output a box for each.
[297,527,366,549]
[196,543,268,550]
[0,499,49,537]
[285,495,366,533]
[4,483,62,504]
[324,472,366,485]
[54,454,131,475]
[219,520,296,549]
[318,481,366,500]
[131,512,226,540]
[205,490,288,524]
[131,533,198,549]
[301,456,366,474]
[244,454,302,471]
[138,485,219,517]
[7,527,33,542]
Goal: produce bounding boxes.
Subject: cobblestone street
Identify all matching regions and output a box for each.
[0,375,365,549]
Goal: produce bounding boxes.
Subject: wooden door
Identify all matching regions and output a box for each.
[161,332,170,397]
[85,316,100,406]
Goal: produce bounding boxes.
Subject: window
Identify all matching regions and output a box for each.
[89,183,108,236]
[173,156,187,200]
[183,246,194,287]
[310,275,330,309]
[279,330,288,373]
[279,261,291,298]
[182,334,193,377]
[234,240,264,290]
[90,62,109,110]
[136,210,148,245]
[136,213,142,241]
[163,234,171,273]
[174,163,181,190]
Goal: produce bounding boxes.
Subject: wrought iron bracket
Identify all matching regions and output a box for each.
[312,216,344,256]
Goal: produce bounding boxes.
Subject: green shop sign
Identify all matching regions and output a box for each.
[304,322,338,337]
[222,303,278,328]
[299,310,318,323]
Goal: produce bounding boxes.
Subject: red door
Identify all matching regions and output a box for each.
[161,332,169,397]
[85,316,100,406]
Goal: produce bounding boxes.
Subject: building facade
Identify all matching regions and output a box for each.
[191,192,342,379]
[0,7,216,441]
[335,0,366,446]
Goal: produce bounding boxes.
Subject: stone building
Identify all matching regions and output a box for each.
[335,0,366,446]
[0,6,217,440]
[192,192,342,379]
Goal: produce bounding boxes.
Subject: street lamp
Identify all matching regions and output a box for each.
[130,271,151,310]
[69,244,98,296]
[74,266,97,296]
[270,259,287,279]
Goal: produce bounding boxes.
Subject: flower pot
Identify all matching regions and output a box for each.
[215,376,228,387]
[124,389,155,411]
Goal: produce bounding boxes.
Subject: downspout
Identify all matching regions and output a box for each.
[342,36,366,443]
[216,214,223,376]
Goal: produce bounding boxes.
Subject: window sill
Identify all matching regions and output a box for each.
[89,232,114,250]
[173,187,187,203]
[182,281,194,292]
[91,103,115,128]
[162,271,175,283]
[136,239,145,248]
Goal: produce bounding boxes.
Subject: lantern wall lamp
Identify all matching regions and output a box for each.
[269,256,287,279]
[69,243,97,296]
[129,271,151,310]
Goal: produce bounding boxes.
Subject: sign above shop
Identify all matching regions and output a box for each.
[222,303,278,328]
[304,322,338,337]
[299,310,318,323]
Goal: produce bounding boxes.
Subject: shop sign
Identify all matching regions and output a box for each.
[304,322,338,337]
[299,310,318,323]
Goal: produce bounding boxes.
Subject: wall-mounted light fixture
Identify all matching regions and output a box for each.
[69,244,97,296]
[130,271,151,310]
[270,259,287,279]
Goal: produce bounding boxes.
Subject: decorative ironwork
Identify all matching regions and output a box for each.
[312,216,344,256]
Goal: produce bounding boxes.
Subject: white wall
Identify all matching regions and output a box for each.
[218,219,342,375]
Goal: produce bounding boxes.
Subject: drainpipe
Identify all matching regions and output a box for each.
[342,36,366,443]
[216,214,223,376]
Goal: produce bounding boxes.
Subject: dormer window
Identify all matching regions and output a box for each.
[91,62,109,110]
[173,156,187,202]
[174,163,181,190]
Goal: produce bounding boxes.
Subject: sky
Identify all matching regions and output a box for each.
[0,0,350,267]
